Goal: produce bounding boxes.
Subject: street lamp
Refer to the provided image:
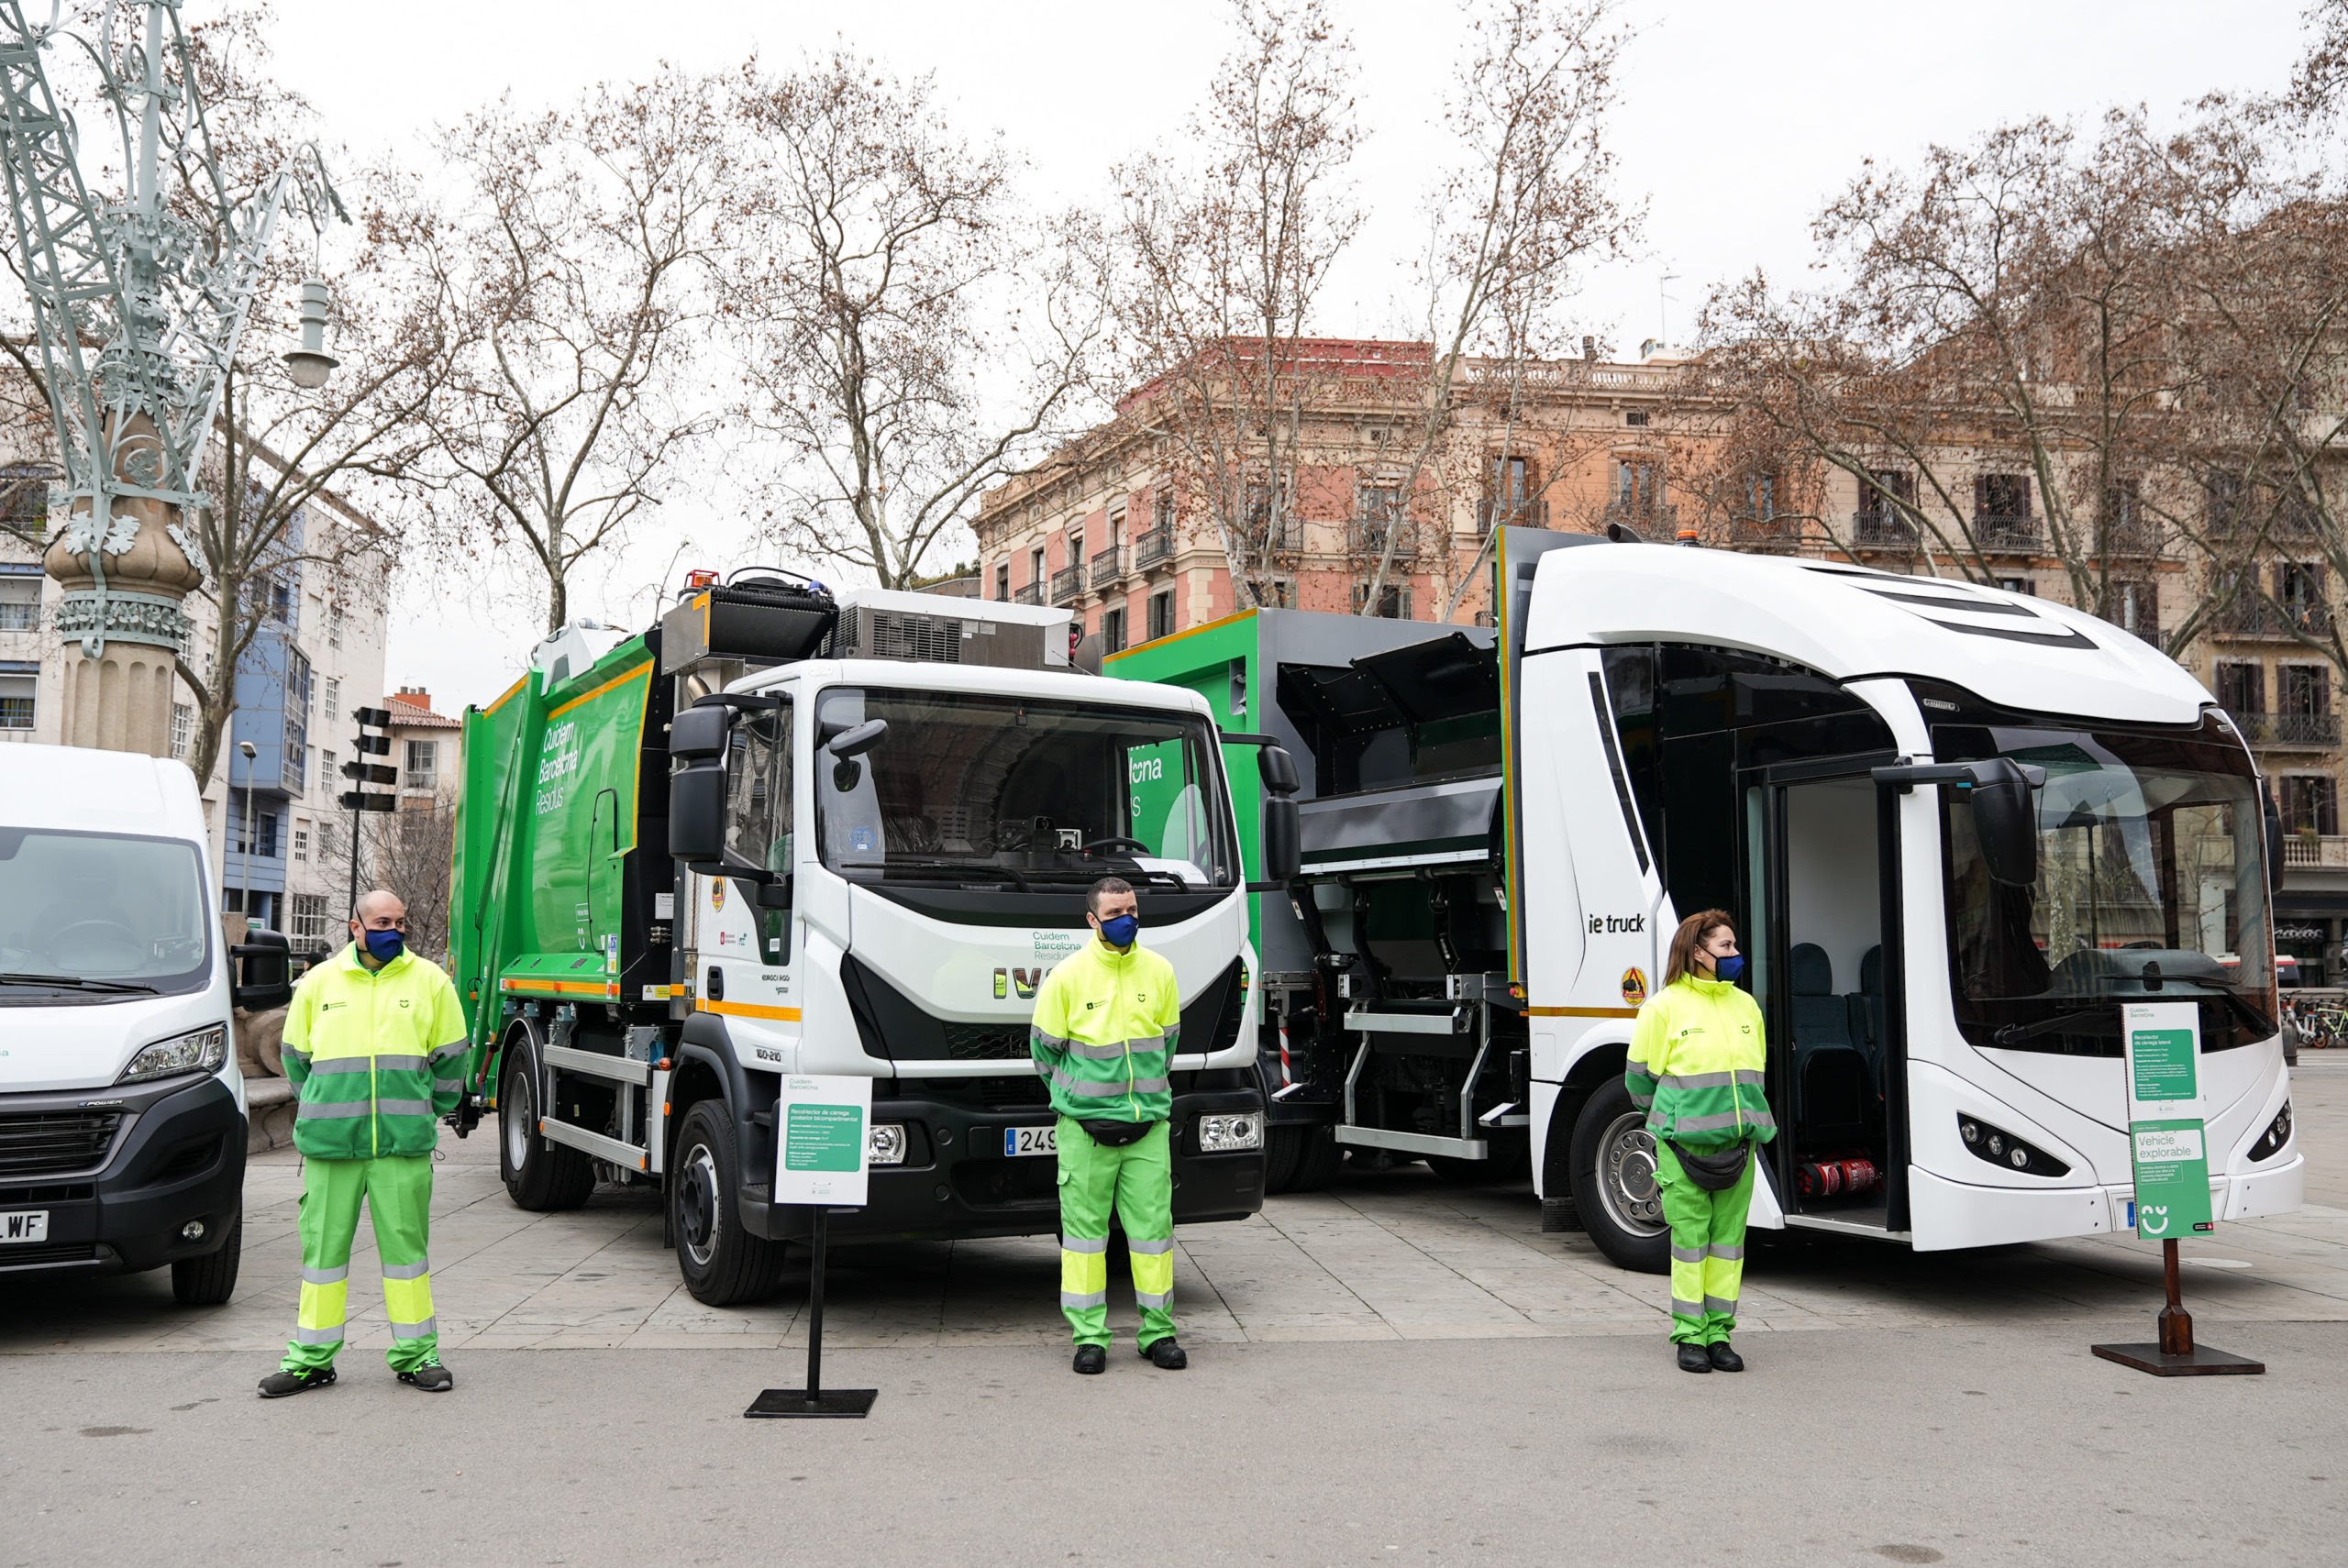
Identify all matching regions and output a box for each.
[238,739,259,928]
[282,278,339,391]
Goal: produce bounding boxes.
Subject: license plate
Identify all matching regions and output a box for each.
[1003,1125,1058,1158]
[0,1209,50,1244]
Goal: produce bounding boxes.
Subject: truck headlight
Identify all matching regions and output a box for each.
[868,1122,908,1165]
[1196,1112,1262,1153]
[117,1024,228,1086]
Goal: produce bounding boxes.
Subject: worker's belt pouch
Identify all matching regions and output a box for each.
[1666,1139,1750,1191]
[1080,1119,1152,1148]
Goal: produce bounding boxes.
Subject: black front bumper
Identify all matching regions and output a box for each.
[0,1074,247,1278]
[741,1085,1266,1244]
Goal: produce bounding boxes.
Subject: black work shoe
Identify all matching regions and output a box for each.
[1708,1342,1744,1373]
[1140,1338,1189,1370]
[1676,1342,1712,1374]
[396,1362,453,1393]
[1072,1345,1107,1375]
[258,1365,337,1399]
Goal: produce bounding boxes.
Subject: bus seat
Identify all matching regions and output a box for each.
[1790,943,1853,1049]
[1850,944,1887,1063]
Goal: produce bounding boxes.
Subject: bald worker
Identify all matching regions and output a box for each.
[260,889,470,1397]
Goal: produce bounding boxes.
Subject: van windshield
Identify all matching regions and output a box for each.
[0,828,212,999]
[812,689,1238,892]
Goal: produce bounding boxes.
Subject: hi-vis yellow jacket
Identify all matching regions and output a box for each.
[1623,975,1778,1152]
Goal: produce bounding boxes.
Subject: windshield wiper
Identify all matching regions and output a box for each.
[0,971,160,995]
[867,859,1033,889]
[1993,1007,2121,1046]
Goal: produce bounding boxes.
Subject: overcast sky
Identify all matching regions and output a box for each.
[263,0,2313,714]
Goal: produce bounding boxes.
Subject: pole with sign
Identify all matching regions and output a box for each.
[2091,1001,2263,1376]
[747,1074,879,1419]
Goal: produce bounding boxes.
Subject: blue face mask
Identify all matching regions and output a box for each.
[1098,913,1140,949]
[1713,954,1745,983]
[361,927,405,963]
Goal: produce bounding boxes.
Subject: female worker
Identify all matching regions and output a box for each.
[1623,910,1777,1373]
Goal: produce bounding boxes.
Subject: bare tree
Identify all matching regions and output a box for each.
[1698,112,2249,654]
[366,801,456,966]
[729,54,1103,590]
[415,69,733,635]
[1104,0,1364,611]
[1349,0,1635,620]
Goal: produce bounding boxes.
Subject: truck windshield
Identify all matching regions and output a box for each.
[813,689,1237,892]
[0,828,212,999]
[1934,715,2275,1054]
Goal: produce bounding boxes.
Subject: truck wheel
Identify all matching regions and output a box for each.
[1264,1125,1304,1193]
[1571,1078,1670,1274]
[501,1043,594,1211]
[1289,1124,1341,1191]
[672,1100,788,1306]
[169,1203,241,1306]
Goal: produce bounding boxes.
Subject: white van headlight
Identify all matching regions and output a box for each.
[118,1024,229,1085]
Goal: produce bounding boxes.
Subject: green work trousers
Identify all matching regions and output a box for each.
[1657,1142,1753,1345]
[1056,1116,1177,1350]
[280,1154,440,1375]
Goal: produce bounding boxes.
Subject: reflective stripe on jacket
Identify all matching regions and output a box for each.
[1623,975,1777,1151]
[1028,937,1182,1124]
[281,944,470,1160]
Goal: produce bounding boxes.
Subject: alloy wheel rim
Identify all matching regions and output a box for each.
[678,1145,720,1267]
[1600,1110,1667,1236]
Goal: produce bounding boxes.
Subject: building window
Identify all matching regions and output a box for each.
[2216,660,2264,718]
[2280,775,2339,838]
[238,809,281,859]
[324,677,338,723]
[1354,583,1412,619]
[1028,545,1046,589]
[270,579,294,624]
[1146,590,1175,642]
[1153,489,1175,534]
[0,570,37,632]
[1623,410,1649,427]
[328,605,342,649]
[1484,455,1534,533]
[994,562,1010,602]
[1742,470,1779,523]
[0,664,32,730]
[404,738,438,793]
[288,892,332,943]
[282,648,311,793]
[171,701,194,760]
[1068,526,1084,568]
[1996,577,2034,596]
[1102,605,1127,654]
[1,465,50,527]
[323,749,337,789]
[1613,458,1663,517]
[293,822,311,863]
[1109,502,1127,541]
[1975,473,2032,523]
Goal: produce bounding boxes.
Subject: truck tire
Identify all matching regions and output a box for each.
[1264,1124,1304,1193]
[1288,1124,1340,1190]
[501,1043,594,1212]
[671,1100,788,1306]
[1570,1078,1670,1274]
[169,1203,241,1306]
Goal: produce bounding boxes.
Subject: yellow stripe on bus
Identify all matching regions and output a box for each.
[548,661,651,721]
[695,999,803,1021]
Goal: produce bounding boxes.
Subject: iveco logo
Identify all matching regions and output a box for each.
[993,966,1042,999]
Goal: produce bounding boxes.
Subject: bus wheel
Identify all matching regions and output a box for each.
[671,1101,788,1306]
[1571,1079,1669,1274]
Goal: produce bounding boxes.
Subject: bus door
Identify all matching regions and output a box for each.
[1744,754,1909,1235]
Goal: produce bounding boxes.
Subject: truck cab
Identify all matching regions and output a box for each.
[0,745,287,1302]
[456,576,1292,1304]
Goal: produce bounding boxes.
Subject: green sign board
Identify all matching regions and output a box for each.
[2121,1004,2213,1240]
[774,1074,872,1207]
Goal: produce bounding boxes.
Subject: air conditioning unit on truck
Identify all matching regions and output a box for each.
[450,571,1296,1305]
[1108,527,2302,1270]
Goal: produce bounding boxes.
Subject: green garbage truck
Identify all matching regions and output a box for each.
[450,571,1298,1303]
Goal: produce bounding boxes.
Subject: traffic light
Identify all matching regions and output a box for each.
[342,705,400,906]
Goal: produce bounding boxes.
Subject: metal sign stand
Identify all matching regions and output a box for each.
[745,1206,877,1418]
[2091,1239,2265,1377]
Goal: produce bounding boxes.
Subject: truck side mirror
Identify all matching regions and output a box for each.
[670,701,730,762]
[232,932,293,1012]
[1966,759,2040,889]
[1259,744,1301,797]
[1259,797,1301,887]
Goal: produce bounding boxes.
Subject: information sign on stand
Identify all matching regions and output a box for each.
[748,1075,880,1419]
[2091,1002,2263,1377]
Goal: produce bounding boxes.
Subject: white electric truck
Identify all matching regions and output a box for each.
[1116,527,2302,1270]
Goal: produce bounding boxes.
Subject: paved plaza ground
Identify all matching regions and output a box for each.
[4,1058,2343,1565]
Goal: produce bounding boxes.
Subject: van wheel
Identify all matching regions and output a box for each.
[170,1203,241,1306]
[672,1101,788,1306]
[501,1043,594,1211]
[1571,1079,1670,1274]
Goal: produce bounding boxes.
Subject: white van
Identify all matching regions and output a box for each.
[0,745,287,1302]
